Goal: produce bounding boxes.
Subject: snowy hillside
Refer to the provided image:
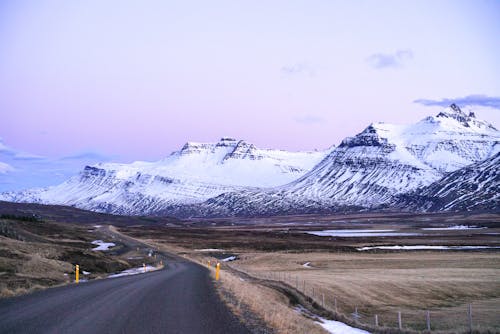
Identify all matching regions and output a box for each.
[397,152,499,212]
[177,104,499,217]
[0,138,326,214]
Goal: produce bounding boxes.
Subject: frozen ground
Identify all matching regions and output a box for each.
[108,265,159,278]
[295,305,370,334]
[357,245,500,251]
[317,317,371,334]
[421,225,487,230]
[307,229,420,237]
[91,240,116,251]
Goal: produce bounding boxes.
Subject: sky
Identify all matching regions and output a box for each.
[1,0,499,190]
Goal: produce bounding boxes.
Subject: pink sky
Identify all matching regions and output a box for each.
[1,0,499,162]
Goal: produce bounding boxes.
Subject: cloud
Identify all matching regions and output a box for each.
[414,95,500,110]
[0,162,14,174]
[281,62,315,77]
[61,151,112,161]
[367,49,413,69]
[294,115,325,125]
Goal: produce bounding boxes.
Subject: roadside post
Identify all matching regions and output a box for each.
[208,260,211,268]
[216,262,220,281]
[143,263,146,273]
[75,264,79,283]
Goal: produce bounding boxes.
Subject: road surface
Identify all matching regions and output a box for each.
[0,235,251,334]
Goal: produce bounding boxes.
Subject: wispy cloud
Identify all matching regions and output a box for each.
[281,62,315,77]
[414,95,500,109]
[0,162,14,174]
[367,49,413,69]
[294,115,325,125]
[61,151,112,161]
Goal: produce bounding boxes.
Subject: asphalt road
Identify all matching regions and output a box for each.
[0,259,251,334]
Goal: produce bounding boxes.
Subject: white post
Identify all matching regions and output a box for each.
[398,311,402,330]
[426,310,431,331]
[468,304,473,333]
[375,314,378,327]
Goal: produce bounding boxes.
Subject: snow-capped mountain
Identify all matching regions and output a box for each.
[397,152,499,212]
[1,105,498,217]
[0,138,327,214]
[174,104,499,217]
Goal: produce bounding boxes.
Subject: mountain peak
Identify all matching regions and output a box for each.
[433,104,497,131]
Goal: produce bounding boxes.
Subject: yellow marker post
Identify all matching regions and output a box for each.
[207,260,211,268]
[215,262,220,281]
[75,264,79,284]
[143,263,146,273]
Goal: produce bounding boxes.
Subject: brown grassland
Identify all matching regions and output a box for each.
[120,212,500,333]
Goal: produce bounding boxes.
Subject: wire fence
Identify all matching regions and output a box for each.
[237,268,500,333]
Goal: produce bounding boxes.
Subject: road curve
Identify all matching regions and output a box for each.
[0,260,250,334]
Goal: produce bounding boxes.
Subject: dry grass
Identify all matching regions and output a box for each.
[214,268,327,334]
[232,251,500,331]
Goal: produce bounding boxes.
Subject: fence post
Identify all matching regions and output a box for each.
[334,297,337,313]
[303,280,306,293]
[426,310,431,331]
[398,311,402,330]
[312,287,315,298]
[468,304,472,333]
[322,293,325,307]
[353,306,359,323]
[375,314,378,327]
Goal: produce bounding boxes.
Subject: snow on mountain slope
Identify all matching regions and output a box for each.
[286,104,498,205]
[397,152,499,212]
[178,105,499,217]
[0,138,327,214]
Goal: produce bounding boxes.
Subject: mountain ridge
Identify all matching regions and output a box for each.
[1,105,498,217]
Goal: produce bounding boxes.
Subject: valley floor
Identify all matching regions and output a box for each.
[119,212,500,333]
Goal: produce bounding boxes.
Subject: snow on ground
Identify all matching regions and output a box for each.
[421,225,487,230]
[221,256,237,262]
[82,271,91,275]
[108,265,159,278]
[91,240,116,251]
[295,305,370,334]
[357,245,500,251]
[307,230,420,237]
[302,262,312,268]
[195,248,225,252]
[317,317,371,334]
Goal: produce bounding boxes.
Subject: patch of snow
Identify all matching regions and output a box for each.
[307,230,420,237]
[221,256,237,262]
[302,262,312,268]
[108,265,159,278]
[91,240,116,251]
[357,245,500,251]
[195,248,225,252]
[295,305,370,334]
[317,317,371,334]
[422,225,487,231]
[82,271,91,275]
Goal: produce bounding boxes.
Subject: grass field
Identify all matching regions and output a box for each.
[120,212,500,333]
